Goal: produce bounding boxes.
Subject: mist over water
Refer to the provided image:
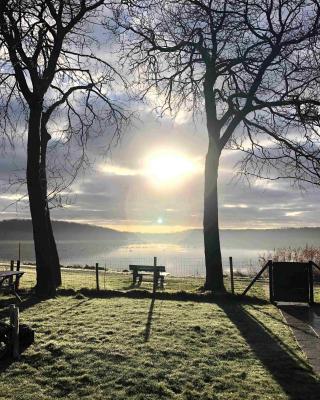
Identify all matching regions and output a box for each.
[0,240,268,276]
[1,222,319,276]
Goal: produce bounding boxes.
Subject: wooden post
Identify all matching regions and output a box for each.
[10,304,20,360]
[9,260,14,287]
[309,261,314,305]
[269,260,274,303]
[229,256,234,295]
[15,259,21,291]
[18,242,21,263]
[153,257,157,293]
[95,263,100,291]
[132,266,138,285]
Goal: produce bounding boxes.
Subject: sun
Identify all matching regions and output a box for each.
[145,150,199,187]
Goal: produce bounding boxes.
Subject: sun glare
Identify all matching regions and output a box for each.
[145,151,198,187]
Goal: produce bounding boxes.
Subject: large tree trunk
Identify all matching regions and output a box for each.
[203,141,225,292]
[40,124,62,287]
[47,216,61,287]
[27,104,60,297]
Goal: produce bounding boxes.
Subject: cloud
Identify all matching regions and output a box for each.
[223,204,249,209]
[98,164,140,176]
[285,211,305,217]
[1,109,320,232]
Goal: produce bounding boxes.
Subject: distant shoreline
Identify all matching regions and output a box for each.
[2,218,320,235]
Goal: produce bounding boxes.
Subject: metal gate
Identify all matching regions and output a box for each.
[269,261,313,304]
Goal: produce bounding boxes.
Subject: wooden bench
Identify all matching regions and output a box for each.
[129,265,168,288]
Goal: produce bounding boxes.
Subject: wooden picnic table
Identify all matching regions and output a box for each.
[0,271,24,301]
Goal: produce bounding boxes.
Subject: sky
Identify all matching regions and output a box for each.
[1,110,320,233]
[0,3,320,234]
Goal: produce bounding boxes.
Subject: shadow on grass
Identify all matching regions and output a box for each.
[0,353,15,373]
[58,297,91,316]
[0,295,42,320]
[279,304,320,324]
[219,302,320,400]
[312,303,320,319]
[57,287,269,306]
[250,305,319,339]
[144,297,156,342]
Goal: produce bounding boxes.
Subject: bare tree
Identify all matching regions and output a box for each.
[0,0,127,297]
[114,0,320,291]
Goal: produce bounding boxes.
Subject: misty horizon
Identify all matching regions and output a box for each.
[2,218,320,235]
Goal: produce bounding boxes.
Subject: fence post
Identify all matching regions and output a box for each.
[229,256,234,295]
[9,260,14,287]
[153,257,157,293]
[95,263,100,291]
[18,242,21,263]
[15,259,21,291]
[268,260,274,303]
[10,304,20,360]
[309,261,314,305]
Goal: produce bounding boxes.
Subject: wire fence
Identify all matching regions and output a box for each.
[46,255,263,276]
[0,239,269,296]
[0,257,268,296]
[2,258,320,302]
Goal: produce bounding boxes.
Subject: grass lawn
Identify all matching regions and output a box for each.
[1,281,320,399]
[18,267,207,293]
[16,266,270,294]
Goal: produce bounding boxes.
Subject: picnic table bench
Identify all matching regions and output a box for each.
[0,271,24,301]
[129,265,168,288]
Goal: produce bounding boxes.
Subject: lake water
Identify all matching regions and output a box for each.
[0,240,269,276]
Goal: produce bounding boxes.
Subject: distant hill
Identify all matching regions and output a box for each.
[172,227,320,249]
[0,219,320,249]
[0,219,132,241]
[136,227,320,249]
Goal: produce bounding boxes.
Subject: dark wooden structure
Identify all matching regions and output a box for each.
[269,261,314,303]
[0,271,24,301]
[129,265,167,289]
[242,260,320,304]
[229,256,235,295]
[0,306,34,360]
